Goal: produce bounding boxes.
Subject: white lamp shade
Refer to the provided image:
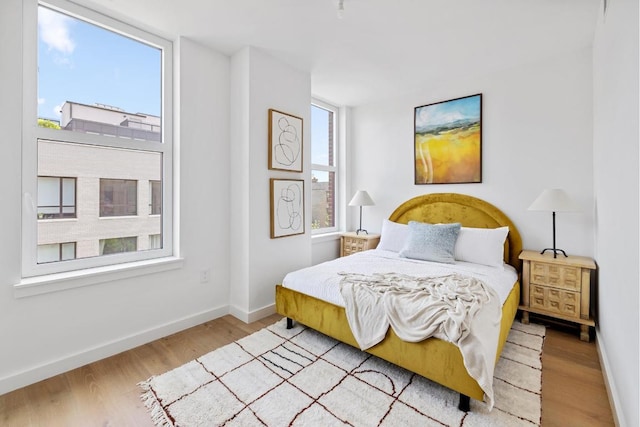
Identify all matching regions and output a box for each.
[528,189,580,212]
[348,190,375,207]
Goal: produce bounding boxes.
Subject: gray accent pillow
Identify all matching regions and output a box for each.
[399,221,461,263]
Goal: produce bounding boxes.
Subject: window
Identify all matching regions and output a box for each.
[100,179,137,217]
[149,234,162,249]
[149,180,161,215]
[311,101,339,234]
[37,242,76,263]
[37,176,76,219]
[22,0,173,277]
[99,237,137,255]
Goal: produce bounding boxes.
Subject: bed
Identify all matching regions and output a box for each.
[275,193,522,411]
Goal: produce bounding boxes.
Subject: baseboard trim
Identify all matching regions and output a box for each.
[595,330,623,427]
[0,305,228,396]
[229,303,276,323]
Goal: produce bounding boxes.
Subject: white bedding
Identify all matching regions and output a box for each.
[281,248,518,409]
[281,249,518,308]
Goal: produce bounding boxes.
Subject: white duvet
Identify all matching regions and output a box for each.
[281,249,519,409]
[282,249,518,307]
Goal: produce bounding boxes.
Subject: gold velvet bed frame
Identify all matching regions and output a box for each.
[275,193,522,411]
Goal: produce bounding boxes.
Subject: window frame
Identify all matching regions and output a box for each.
[21,0,174,278]
[310,99,340,235]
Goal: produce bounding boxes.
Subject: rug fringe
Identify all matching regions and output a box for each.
[139,379,174,427]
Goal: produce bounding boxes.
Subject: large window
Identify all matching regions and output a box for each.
[99,237,137,255]
[100,179,137,217]
[37,242,76,263]
[311,101,339,234]
[37,176,76,219]
[149,180,161,215]
[22,0,173,277]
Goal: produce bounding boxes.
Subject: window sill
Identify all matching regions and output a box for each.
[14,256,183,298]
[311,231,343,243]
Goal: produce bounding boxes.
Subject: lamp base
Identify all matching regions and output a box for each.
[540,248,568,258]
[355,229,368,235]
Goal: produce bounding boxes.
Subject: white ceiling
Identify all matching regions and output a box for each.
[82,0,601,106]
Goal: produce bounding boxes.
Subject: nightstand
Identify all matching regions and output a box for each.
[519,250,596,341]
[340,232,380,257]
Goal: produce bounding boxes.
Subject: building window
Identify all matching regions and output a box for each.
[37,176,76,219]
[311,101,339,234]
[99,237,137,255]
[37,242,76,263]
[100,179,138,217]
[149,180,161,215]
[22,0,173,277]
[149,234,162,250]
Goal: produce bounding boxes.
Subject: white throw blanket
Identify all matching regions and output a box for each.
[339,272,502,409]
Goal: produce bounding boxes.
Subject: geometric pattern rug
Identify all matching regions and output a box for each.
[140,318,545,427]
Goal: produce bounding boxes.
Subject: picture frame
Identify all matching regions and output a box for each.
[268,109,303,172]
[414,93,482,184]
[270,178,305,238]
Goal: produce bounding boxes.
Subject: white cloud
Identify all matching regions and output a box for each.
[38,97,45,105]
[38,7,75,55]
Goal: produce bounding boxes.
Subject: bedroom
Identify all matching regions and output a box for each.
[0,0,637,426]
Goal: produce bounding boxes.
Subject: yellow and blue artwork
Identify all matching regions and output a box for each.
[414,94,482,184]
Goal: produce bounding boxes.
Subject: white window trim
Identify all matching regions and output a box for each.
[21,0,175,279]
[311,98,340,235]
[14,257,184,298]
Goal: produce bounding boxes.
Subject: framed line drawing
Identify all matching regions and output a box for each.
[270,178,305,238]
[414,93,482,184]
[268,109,303,172]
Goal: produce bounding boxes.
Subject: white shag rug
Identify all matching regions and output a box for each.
[140,318,545,426]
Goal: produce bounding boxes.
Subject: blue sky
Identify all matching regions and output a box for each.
[39,4,330,177]
[37,6,161,120]
[415,94,481,129]
[311,105,331,183]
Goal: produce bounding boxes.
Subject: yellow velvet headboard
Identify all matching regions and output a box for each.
[388,193,522,270]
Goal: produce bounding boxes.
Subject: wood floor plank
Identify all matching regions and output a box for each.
[1,314,614,426]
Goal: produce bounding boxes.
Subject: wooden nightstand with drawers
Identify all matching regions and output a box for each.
[340,232,380,257]
[519,250,596,341]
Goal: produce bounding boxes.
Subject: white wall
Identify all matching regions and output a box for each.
[229,47,312,321]
[593,0,639,425]
[350,48,595,258]
[0,0,233,393]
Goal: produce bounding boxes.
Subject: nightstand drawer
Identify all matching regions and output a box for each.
[530,261,580,291]
[343,237,367,253]
[530,285,580,318]
[340,233,380,257]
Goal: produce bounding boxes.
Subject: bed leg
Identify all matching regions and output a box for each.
[286,318,293,329]
[458,394,470,412]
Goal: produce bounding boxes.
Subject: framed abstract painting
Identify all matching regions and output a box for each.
[414,94,482,184]
[270,178,305,238]
[268,109,303,172]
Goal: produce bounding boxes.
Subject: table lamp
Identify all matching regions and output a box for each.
[528,188,579,258]
[348,190,375,235]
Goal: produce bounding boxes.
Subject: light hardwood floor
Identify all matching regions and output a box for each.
[1,314,615,426]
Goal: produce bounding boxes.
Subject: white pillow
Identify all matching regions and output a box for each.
[454,226,509,268]
[377,219,409,252]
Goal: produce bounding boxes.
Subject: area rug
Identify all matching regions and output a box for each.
[140,318,545,426]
